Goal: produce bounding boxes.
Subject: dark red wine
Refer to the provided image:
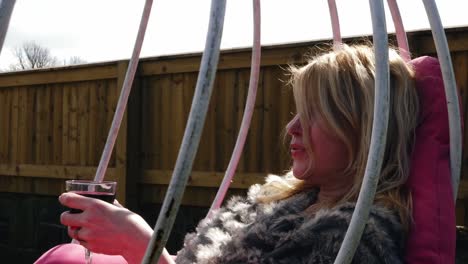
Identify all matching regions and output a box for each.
[69,191,116,214]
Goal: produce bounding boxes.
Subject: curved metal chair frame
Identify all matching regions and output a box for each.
[0,0,16,55]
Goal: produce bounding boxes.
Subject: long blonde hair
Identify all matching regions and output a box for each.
[258,44,419,230]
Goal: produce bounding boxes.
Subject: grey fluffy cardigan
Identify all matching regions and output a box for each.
[176,180,405,264]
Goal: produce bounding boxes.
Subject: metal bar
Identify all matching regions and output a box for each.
[0,0,16,56]
[141,0,227,263]
[327,0,342,49]
[208,0,261,214]
[422,0,462,202]
[333,0,390,263]
[387,0,410,61]
[93,0,153,183]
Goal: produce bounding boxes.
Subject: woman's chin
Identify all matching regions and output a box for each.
[292,170,318,186]
[292,169,308,180]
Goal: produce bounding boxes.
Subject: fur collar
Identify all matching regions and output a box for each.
[176,182,404,264]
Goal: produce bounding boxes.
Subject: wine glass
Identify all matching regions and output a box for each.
[65,180,117,264]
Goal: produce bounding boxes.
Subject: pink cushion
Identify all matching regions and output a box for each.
[34,244,127,264]
[405,56,457,263]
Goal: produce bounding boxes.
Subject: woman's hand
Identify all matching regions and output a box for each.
[59,192,153,264]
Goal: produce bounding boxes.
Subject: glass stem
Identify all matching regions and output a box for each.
[85,249,92,264]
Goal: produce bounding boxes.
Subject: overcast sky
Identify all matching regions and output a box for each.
[1,0,467,69]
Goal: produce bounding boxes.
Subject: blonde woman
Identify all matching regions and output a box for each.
[175,44,418,263]
[38,45,418,264]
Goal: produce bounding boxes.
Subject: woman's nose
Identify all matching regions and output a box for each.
[286,115,302,136]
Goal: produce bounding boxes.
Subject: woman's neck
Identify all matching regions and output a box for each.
[317,187,345,205]
[304,188,344,215]
[317,176,353,204]
[303,179,353,215]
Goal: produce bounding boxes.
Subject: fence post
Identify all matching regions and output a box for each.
[125,60,142,211]
[115,60,130,205]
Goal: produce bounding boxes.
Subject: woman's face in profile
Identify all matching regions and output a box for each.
[286,114,349,187]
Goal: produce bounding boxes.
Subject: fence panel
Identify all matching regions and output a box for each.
[0,63,127,203]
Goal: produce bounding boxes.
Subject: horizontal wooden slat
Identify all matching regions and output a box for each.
[140,185,247,207]
[140,178,468,207]
[0,176,65,195]
[141,169,269,189]
[0,164,118,180]
[0,62,119,87]
[138,46,308,76]
[141,170,468,201]
[415,33,468,54]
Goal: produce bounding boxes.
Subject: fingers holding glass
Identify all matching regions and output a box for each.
[63,180,117,264]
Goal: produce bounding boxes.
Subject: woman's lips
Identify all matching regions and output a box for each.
[290,143,305,158]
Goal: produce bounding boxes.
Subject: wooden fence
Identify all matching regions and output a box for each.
[1,27,468,224]
[0,62,128,201]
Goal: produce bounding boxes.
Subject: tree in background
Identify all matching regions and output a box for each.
[7,41,86,71]
[10,41,58,70]
[64,56,87,66]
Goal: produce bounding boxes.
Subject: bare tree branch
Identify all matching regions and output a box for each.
[5,41,87,72]
[66,56,87,65]
[9,41,58,70]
